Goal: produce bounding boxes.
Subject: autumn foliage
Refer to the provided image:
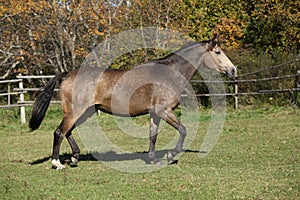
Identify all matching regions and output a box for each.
[0,0,299,77]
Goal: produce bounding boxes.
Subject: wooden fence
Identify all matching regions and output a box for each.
[0,58,299,124]
[0,74,59,124]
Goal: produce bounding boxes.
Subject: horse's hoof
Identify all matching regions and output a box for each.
[152,158,163,165]
[71,157,78,167]
[167,159,178,165]
[167,151,174,162]
[167,151,178,165]
[52,159,65,170]
[155,160,163,166]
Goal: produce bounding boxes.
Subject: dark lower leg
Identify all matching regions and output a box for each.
[167,123,187,163]
[51,118,74,169]
[52,127,64,160]
[149,134,159,162]
[148,114,161,163]
[159,110,187,162]
[175,123,187,152]
[66,134,80,165]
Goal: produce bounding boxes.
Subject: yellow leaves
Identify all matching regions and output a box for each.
[74,48,88,58]
[32,29,45,41]
[33,0,52,13]
[90,12,100,21]
[94,30,105,37]
[1,0,298,75]
[248,0,300,50]
[0,5,7,17]
[217,17,245,49]
[88,28,105,37]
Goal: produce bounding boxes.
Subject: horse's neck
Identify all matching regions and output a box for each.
[170,47,205,81]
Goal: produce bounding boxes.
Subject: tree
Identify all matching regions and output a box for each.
[0,0,108,77]
[1,0,299,78]
[244,0,300,52]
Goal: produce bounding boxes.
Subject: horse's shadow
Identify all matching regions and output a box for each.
[29,149,201,166]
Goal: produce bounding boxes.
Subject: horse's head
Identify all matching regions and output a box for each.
[202,34,237,78]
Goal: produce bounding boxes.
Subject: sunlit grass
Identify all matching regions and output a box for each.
[0,106,299,199]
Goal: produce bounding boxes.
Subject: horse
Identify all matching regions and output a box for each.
[29,34,237,169]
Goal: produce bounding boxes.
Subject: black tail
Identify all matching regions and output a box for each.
[29,72,68,131]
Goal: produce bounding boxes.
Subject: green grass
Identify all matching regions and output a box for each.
[0,106,299,199]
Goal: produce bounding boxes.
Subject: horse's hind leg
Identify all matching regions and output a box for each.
[148,113,161,164]
[52,106,97,169]
[52,117,75,169]
[66,132,80,167]
[65,105,97,167]
[52,122,66,169]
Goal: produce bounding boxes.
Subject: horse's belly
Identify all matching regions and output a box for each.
[97,98,150,117]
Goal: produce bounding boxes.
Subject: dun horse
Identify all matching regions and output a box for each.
[29,34,237,169]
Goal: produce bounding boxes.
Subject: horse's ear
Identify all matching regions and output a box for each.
[207,33,219,51]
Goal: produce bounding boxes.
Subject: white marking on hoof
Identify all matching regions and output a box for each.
[52,159,65,170]
[71,157,78,166]
[155,160,163,166]
[167,152,178,164]
[152,158,163,165]
[167,152,174,162]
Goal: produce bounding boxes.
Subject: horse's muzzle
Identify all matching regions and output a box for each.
[227,67,237,79]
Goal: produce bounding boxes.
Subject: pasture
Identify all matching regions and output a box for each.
[0,106,299,199]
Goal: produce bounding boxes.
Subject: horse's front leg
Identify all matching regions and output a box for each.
[148,113,161,164]
[156,108,187,164]
[167,122,186,164]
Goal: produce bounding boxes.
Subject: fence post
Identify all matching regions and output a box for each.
[234,80,238,109]
[8,83,11,105]
[295,70,300,106]
[18,74,26,124]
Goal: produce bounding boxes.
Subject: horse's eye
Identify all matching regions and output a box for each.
[215,49,221,54]
[213,46,221,54]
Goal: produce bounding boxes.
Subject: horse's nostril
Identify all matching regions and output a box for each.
[232,68,237,76]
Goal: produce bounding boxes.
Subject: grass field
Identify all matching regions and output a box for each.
[0,106,299,199]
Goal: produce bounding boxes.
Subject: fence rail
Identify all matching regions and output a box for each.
[238,58,299,78]
[0,74,60,124]
[190,73,299,83]
[0,58,299,124]
[16,75,55,79]
[0,79,23,84]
